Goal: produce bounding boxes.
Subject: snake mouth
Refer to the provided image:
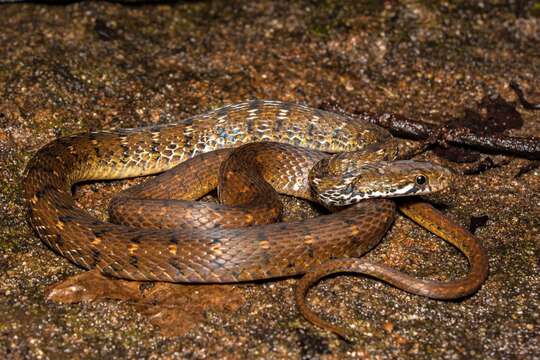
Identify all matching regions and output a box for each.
[312,161,453,207]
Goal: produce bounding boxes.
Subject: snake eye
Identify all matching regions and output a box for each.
[415,175,427,185]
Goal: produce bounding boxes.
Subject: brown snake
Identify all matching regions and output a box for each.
[24,100,488,337]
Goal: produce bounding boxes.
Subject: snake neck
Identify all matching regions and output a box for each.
[308,140,399,206]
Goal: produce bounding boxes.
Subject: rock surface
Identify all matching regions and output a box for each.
[0,1,538,359]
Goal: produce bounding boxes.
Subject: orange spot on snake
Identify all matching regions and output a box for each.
[129,244,139,255]
[303,235,315,245]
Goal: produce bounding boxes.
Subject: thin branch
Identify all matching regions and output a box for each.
[510,81,540,110]
[364,112,540,160]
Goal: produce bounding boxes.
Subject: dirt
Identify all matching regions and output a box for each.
[0,1,539,359]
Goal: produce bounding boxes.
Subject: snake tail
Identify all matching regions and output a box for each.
[295,200,489,339]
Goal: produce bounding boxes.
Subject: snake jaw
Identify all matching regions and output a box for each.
[311,161,453,207]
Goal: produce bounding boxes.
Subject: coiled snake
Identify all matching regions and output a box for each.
[24,100,488,337]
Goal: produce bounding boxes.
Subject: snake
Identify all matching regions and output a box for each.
[24,100,488,336]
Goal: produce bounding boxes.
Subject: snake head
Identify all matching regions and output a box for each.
[310,160,453,207]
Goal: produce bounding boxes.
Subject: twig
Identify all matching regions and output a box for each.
[363,112,540,160]
[510,81,540,110]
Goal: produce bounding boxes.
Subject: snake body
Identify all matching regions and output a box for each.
[25,100,399,281]
[24,100,488,335]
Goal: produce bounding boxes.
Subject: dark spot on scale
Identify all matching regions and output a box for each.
[318,215,335,225]
[92,230,105,237]
[183,132,193,148]
[56,203,73,211]
[176,201,192,209]
[278,223,288,231]
[281,102,292,111]
[130,234,144,244]
[163,199,175,207]
[274,117,283,132]
[182,118,193,126]
[211,238,222,245]
[216,107,229,119]
[56,137,70,145]
[94,146,102,158]
[112,263,123,273]
[100,267,113,276]
[343,218,356,226]
[211,223,223,230]
[104,262,122,274]
[260,252,271,265]
[92,229,109,238]
[36,186,54,199]
[169,235,179,244]
[256,230,268,241]
[151,143,159,153]
[129,256,139,268]
[91,249,101,261]
[301,227,314,237]
[168,259,185,276]
[88,133,98,141]
[314,108,326,119]
[249,99,263,109]
[307,123,315,137]
[287,261,295,269]
[139,282,154,292]
[306,245,314,258]
[58,215,75,223]
[55,234,64,246]
[246,118,254,133]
